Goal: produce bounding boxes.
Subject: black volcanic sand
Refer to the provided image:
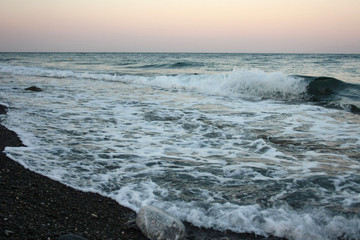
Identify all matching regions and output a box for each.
[0,104,285,240]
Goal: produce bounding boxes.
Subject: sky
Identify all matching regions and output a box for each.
[0,0,359,53]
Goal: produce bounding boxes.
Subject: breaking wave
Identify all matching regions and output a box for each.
[1,64,359,113]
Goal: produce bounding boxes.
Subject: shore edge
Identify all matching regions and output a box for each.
[0,104,285,240]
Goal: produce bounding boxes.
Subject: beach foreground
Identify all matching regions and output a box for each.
[0,115,146,239]
[0,104,285,240]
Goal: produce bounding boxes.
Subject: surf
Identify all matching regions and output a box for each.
[300,76,360,114]
[1,53,360,239]
[1,63,359,114]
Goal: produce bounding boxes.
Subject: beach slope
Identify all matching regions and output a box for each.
[0,104,284,240]
[0,109,146,239]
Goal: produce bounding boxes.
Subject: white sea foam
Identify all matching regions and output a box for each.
[0,64,308,100]
[114,183,360,240]
[0,101,9,107]
[1,62,360,240]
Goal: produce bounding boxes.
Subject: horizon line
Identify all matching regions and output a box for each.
[1,51,360,55]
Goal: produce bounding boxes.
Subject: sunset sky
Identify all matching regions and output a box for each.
[1,0,359,53]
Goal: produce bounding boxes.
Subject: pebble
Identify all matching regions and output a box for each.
[136,205,185,240]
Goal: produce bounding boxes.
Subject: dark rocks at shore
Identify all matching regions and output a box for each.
[0,124,25,151]
[0,105,23,152]
[25,86,43,92]
[0,105,24,152]
[0,104,8,115]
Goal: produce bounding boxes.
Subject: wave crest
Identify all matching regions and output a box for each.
[131,69,308,100]
[0,65,308,100]
[2,64,359,113]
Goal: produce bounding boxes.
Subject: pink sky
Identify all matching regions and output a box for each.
[1,0,359,53]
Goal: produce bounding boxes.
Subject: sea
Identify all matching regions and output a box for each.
[0,53,359,240]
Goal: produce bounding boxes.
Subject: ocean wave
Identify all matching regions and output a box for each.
[2,61,360,239]
[1,64,359,113]
[300,76,360,114]
[0,64,307,97]
[115,181,360,240]
[125,61,204,69]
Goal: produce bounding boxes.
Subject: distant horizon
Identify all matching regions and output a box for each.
[1,51,360,55]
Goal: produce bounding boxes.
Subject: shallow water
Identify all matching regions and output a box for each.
[1,53,360,240]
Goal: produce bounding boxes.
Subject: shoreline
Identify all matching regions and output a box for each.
[0,108,147,239]
[0,103,285,240]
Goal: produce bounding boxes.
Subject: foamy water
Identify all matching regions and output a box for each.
[1,53,360,240]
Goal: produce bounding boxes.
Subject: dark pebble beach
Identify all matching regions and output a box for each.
[0,104,285,240]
